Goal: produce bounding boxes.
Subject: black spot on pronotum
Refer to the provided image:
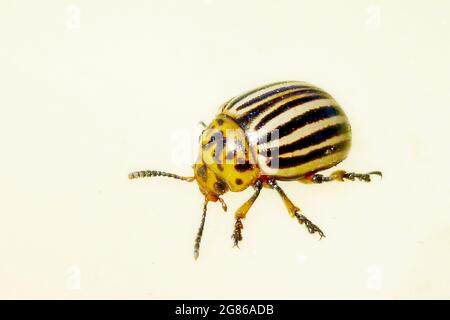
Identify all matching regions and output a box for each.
[214,179,227,194]
[235,178,243,185]
[217,164,224,171]
[235,162,253,172]
[217,118,224,125]
[197,165,208,182]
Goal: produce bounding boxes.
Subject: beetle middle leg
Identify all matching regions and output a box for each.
[300,170,382,184]
[232,180,262,248]
[268,179,325,239]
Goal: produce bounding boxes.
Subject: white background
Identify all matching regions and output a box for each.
[0,0,449,299]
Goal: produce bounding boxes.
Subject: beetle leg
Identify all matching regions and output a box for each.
[300,170,382,184]
[268,179,325,239]
[232,180,262,248]
[193,198,209,260]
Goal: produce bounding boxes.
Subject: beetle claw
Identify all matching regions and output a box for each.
[369,171,383,179]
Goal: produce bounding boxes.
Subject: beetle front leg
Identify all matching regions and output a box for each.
[232,180,262,248]
[301,170,382,184]
[268,179,325,239]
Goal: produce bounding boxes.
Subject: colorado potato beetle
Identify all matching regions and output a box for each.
[129,81,381,259]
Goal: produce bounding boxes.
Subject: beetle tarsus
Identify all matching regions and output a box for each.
[343,171,382,182]
[232,218,243,248]
[294,212,325,239]
[304,170,382,183]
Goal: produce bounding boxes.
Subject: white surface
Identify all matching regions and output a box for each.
[0,0,449,299]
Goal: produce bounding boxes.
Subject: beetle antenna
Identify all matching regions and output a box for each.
[194,199,208,260]
[128,170,195,182]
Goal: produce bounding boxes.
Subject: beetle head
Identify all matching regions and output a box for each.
[194,115,259,199]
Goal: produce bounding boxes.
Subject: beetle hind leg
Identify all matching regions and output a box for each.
[231,180,262,248]
[301,170,382,184]
[268,179,325,239]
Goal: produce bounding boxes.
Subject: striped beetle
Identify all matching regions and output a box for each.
[129,81,381,259]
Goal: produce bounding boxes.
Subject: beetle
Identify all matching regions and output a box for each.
[129,81,381,259]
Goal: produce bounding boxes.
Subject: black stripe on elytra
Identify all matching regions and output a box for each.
[268,140,350,169]
[235,89,325,129]
[226,81,290,110]
[235,85,309,111]
[257,106,341,145]
[263,122,350,156]
[254,93,331,131]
